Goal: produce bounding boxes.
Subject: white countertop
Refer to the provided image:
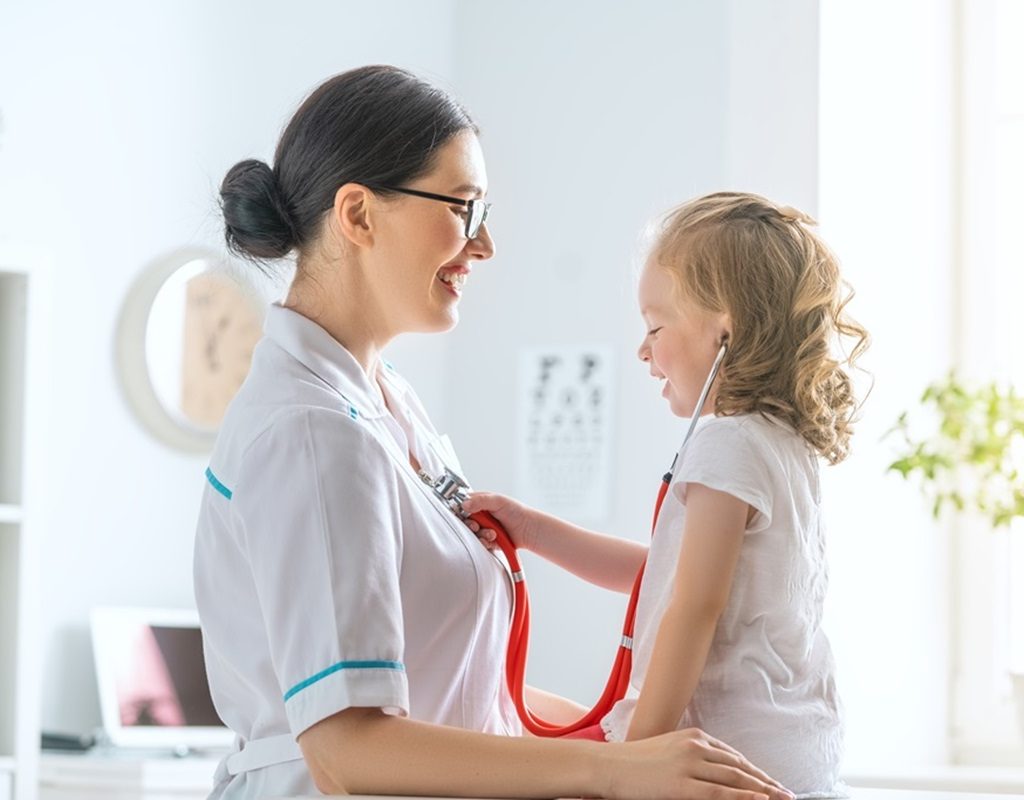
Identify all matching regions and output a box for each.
[40,753,1024,800]
[273,792,1023,800]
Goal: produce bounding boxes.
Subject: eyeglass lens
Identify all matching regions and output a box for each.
[468,201,488,238]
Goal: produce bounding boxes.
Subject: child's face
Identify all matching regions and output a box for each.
[637,260,728,419]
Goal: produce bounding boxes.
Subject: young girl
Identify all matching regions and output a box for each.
[463,191,868,797]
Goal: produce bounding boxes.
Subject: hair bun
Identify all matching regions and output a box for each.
[220,159,297,260]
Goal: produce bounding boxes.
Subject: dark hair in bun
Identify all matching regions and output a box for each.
[220,65,477,265]
[219,159,297,261]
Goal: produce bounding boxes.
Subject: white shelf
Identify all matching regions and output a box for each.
[0,507,23,525]
[0,245,49,800]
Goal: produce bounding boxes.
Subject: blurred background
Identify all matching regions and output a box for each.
[1,0,1023,796]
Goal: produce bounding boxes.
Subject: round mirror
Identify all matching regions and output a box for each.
[117,248,265,452]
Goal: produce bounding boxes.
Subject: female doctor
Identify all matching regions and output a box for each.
[193,65,792,800]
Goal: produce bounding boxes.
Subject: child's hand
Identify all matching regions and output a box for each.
[461,492,538,552]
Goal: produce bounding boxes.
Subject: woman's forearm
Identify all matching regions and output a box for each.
[528,510,647,593]
[299,706,794,800]
[301,707,605,797]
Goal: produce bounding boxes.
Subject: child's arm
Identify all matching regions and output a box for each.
[624,483,749,741]
[462,492,647,594]
[519,508,648,594]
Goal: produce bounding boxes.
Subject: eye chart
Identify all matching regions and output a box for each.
[516,346,614,523]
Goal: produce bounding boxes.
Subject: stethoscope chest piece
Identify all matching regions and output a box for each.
[419,466,471,518]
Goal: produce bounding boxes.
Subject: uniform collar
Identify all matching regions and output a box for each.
[263,303,389,419]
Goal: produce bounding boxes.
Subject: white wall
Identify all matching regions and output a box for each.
[818,0,954,769]
[0,0,458,736]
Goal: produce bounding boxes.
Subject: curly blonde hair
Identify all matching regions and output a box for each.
[649,191,870,465]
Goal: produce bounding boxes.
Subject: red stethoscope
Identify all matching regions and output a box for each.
[423,342,728,736]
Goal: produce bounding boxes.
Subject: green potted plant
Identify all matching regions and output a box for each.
[887,371,1024,738]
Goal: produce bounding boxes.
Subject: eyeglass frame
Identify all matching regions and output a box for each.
[370,185,491,239]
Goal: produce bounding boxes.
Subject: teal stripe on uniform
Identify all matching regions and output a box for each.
[284,660,405,702]
[205,467,233,500]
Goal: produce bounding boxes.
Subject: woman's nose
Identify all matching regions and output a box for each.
[466,222,495,260]
[637,339,650,362]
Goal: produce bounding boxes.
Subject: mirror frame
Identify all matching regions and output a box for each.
[116,247,264,453]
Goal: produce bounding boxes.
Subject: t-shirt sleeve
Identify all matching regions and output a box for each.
[672,418,773,534]
[231,408,409,738]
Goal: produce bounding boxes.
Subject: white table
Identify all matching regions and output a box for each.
[842,793,1023,800]
[279,791,1023,800]
[39,753,1024,800]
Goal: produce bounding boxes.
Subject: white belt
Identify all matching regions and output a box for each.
[226,733,303,775]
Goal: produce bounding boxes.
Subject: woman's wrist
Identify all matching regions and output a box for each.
[564,738,615,799]
[592,740,629,799]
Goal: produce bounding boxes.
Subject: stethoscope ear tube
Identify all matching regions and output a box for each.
[681,341,728,448]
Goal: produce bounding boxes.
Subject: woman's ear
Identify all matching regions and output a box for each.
[329,183,375,249]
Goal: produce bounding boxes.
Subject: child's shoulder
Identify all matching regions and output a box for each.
[692,411,785,438]
[687,413,805,458]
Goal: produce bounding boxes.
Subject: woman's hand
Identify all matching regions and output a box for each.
[461,492,539,552]
[606,728,794,800]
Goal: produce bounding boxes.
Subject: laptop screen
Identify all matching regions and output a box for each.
[92,608,233,749]
[114,623,222,728]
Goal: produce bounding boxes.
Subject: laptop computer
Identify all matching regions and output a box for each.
[90,607,233,751]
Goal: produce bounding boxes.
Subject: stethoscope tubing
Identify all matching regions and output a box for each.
[476,341,728,737]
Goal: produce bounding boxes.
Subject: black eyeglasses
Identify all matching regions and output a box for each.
[374,185,491,239]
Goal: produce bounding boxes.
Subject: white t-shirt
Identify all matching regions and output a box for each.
[601,414,844,797]
[193,304,520,800]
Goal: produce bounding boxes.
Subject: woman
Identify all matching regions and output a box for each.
[194,64,792,800]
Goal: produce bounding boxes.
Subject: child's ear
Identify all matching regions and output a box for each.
[718,314,733,347]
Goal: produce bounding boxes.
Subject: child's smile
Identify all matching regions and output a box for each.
[637,259,729,419]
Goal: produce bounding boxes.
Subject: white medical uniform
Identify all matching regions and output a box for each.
[193,303,521,800]
[601,414,844,797]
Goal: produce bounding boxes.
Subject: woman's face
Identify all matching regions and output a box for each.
[368,130,494,335]
[636,259,727,419]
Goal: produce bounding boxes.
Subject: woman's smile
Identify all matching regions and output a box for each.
[437,264,469,297]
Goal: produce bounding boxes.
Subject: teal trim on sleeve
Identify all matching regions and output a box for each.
[205,467,233,500]
[349,405,359,420]
[284,660,405,702]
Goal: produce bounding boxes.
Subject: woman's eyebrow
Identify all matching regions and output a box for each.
[450,183,485,198]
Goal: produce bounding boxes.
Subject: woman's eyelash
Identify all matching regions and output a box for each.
[451,206,469,218]
[648,327,662,336]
